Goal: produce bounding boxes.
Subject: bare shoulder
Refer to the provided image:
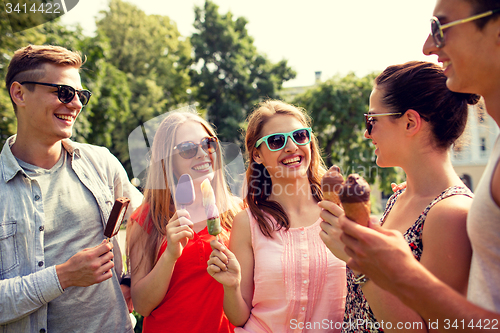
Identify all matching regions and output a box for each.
[423,194,472,238]
[229,209,252,249]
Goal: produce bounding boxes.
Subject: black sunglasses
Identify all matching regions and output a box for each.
[255,128,312,151]
[430,8,500,48]
[364,113,402,135]
[21,81,92,106]
[173,136,219,159]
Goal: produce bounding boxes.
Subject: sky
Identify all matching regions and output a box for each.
[61,0,440,88]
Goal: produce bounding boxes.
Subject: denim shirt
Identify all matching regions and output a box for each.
[0,135,143,332]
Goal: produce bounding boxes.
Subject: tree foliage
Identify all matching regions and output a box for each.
[293,73,404,194]
[191,0,296,144]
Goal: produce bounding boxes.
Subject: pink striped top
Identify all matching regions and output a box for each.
[235,209,346,333]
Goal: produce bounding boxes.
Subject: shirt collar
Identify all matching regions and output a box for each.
[0,136,81,183]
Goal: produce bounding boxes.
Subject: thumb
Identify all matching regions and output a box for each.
[368,216,382,231]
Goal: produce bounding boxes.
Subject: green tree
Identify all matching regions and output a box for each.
[191,0,296,144]
[293,72,404,194]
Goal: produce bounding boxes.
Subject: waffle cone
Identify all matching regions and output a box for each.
[323,191,342,206]
[343,201,371,227]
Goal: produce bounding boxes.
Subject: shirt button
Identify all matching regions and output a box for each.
[34,195,40,201]
[301,307,306,311]
[40,329,46,333]
[303,254,307,258]
[39,226,45,231]
[38,261,44,267]
[303,280,308,284]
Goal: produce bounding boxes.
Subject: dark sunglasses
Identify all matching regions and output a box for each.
[364,113,401,135]
[173,136,218,159]
[21,81,92,106]
[255,127,312,151]
[430,8,500,48]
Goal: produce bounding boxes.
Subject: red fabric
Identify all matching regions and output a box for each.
[131,204,234,333]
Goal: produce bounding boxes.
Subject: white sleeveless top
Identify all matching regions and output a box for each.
[467,134,500,312]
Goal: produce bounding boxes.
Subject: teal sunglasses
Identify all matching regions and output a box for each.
[255,127,312,151]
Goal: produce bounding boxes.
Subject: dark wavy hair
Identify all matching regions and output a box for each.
[374,61,480,150]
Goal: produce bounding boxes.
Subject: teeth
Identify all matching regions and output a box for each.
[443,61,451,68]
[55,114,74,121]
[193,163,210,171]
[282,156,301,165]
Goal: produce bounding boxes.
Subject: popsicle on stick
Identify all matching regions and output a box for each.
[104,197,131,241]
[339,174,371,227]
[321,165,344,206]
[176,174,195,226]
[200,178,221,239]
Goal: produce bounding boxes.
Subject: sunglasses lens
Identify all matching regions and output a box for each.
[58,85,75,103]
[201,137,218,154]
[78,91,91,106]
[267,134,286,150]
[293,129,310,144]
[177,142,198,159]
[430,19,443,47]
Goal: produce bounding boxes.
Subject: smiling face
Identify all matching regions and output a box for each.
[365,87,404,167]
[253,114,311,181]
[422,0,499,96]
[17,63,83,145]
[172,120,216,185]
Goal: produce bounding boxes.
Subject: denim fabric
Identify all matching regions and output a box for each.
[0,135,143,332]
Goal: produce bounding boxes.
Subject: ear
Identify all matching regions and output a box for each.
[10,82,26,108]
[403,109,422,136]
[253,149,263,164]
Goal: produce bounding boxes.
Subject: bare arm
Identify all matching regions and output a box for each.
[207,210,254,326]
[361,196,472,332]
[340,215,500,333]
[129,210,194,316]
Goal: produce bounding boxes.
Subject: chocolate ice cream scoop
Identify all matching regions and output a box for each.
[340,174,371,226]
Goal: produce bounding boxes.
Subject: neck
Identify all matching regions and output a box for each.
[483,96,500,128]
[11,134,63,169]
[401,149,462,197]
[268,176,317,213]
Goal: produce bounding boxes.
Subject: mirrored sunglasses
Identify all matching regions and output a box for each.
[173,136,219,159]
[255,127,312,151]
[21,81,92,106]
[430,8,500,48]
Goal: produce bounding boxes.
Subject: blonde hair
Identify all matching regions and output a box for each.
[128,110,240,271]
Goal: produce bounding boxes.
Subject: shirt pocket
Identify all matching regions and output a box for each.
[0,221,19,277]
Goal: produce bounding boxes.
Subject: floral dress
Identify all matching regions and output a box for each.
[342,186,473,333]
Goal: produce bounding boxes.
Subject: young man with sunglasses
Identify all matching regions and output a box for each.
[338,0,500,331]
[0,45,142,332]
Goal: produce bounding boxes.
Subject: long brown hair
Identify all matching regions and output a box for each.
[244,100,326,238]
[127,110,240,271]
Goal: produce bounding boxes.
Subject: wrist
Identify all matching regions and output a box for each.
[55,263,71,290]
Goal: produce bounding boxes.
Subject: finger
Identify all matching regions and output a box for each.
[170,229,194,243]
[178,216,194,227]
[318,200,344,216]
[98,250,114,264]
[346,257,363,273]
[207,256,228,270]
[210,239,226,251]
[391,183,397,191]
[93,241,113,256]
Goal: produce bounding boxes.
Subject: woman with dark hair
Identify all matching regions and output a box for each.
[207,100,346,332]
[319,61,480,332]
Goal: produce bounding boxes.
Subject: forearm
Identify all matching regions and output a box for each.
[131,252,176,316]
[362,280,427,332]
[222,284,251,327]
[391,263,500,332]
[0,266,63,324]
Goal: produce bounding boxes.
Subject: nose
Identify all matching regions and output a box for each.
[364,129,370,139]
[422,34,438,56]
[195,144,209,159]
[67,93,83,109]
[284,135,298,152]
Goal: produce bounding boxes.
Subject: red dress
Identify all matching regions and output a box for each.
[131,205,234,333]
